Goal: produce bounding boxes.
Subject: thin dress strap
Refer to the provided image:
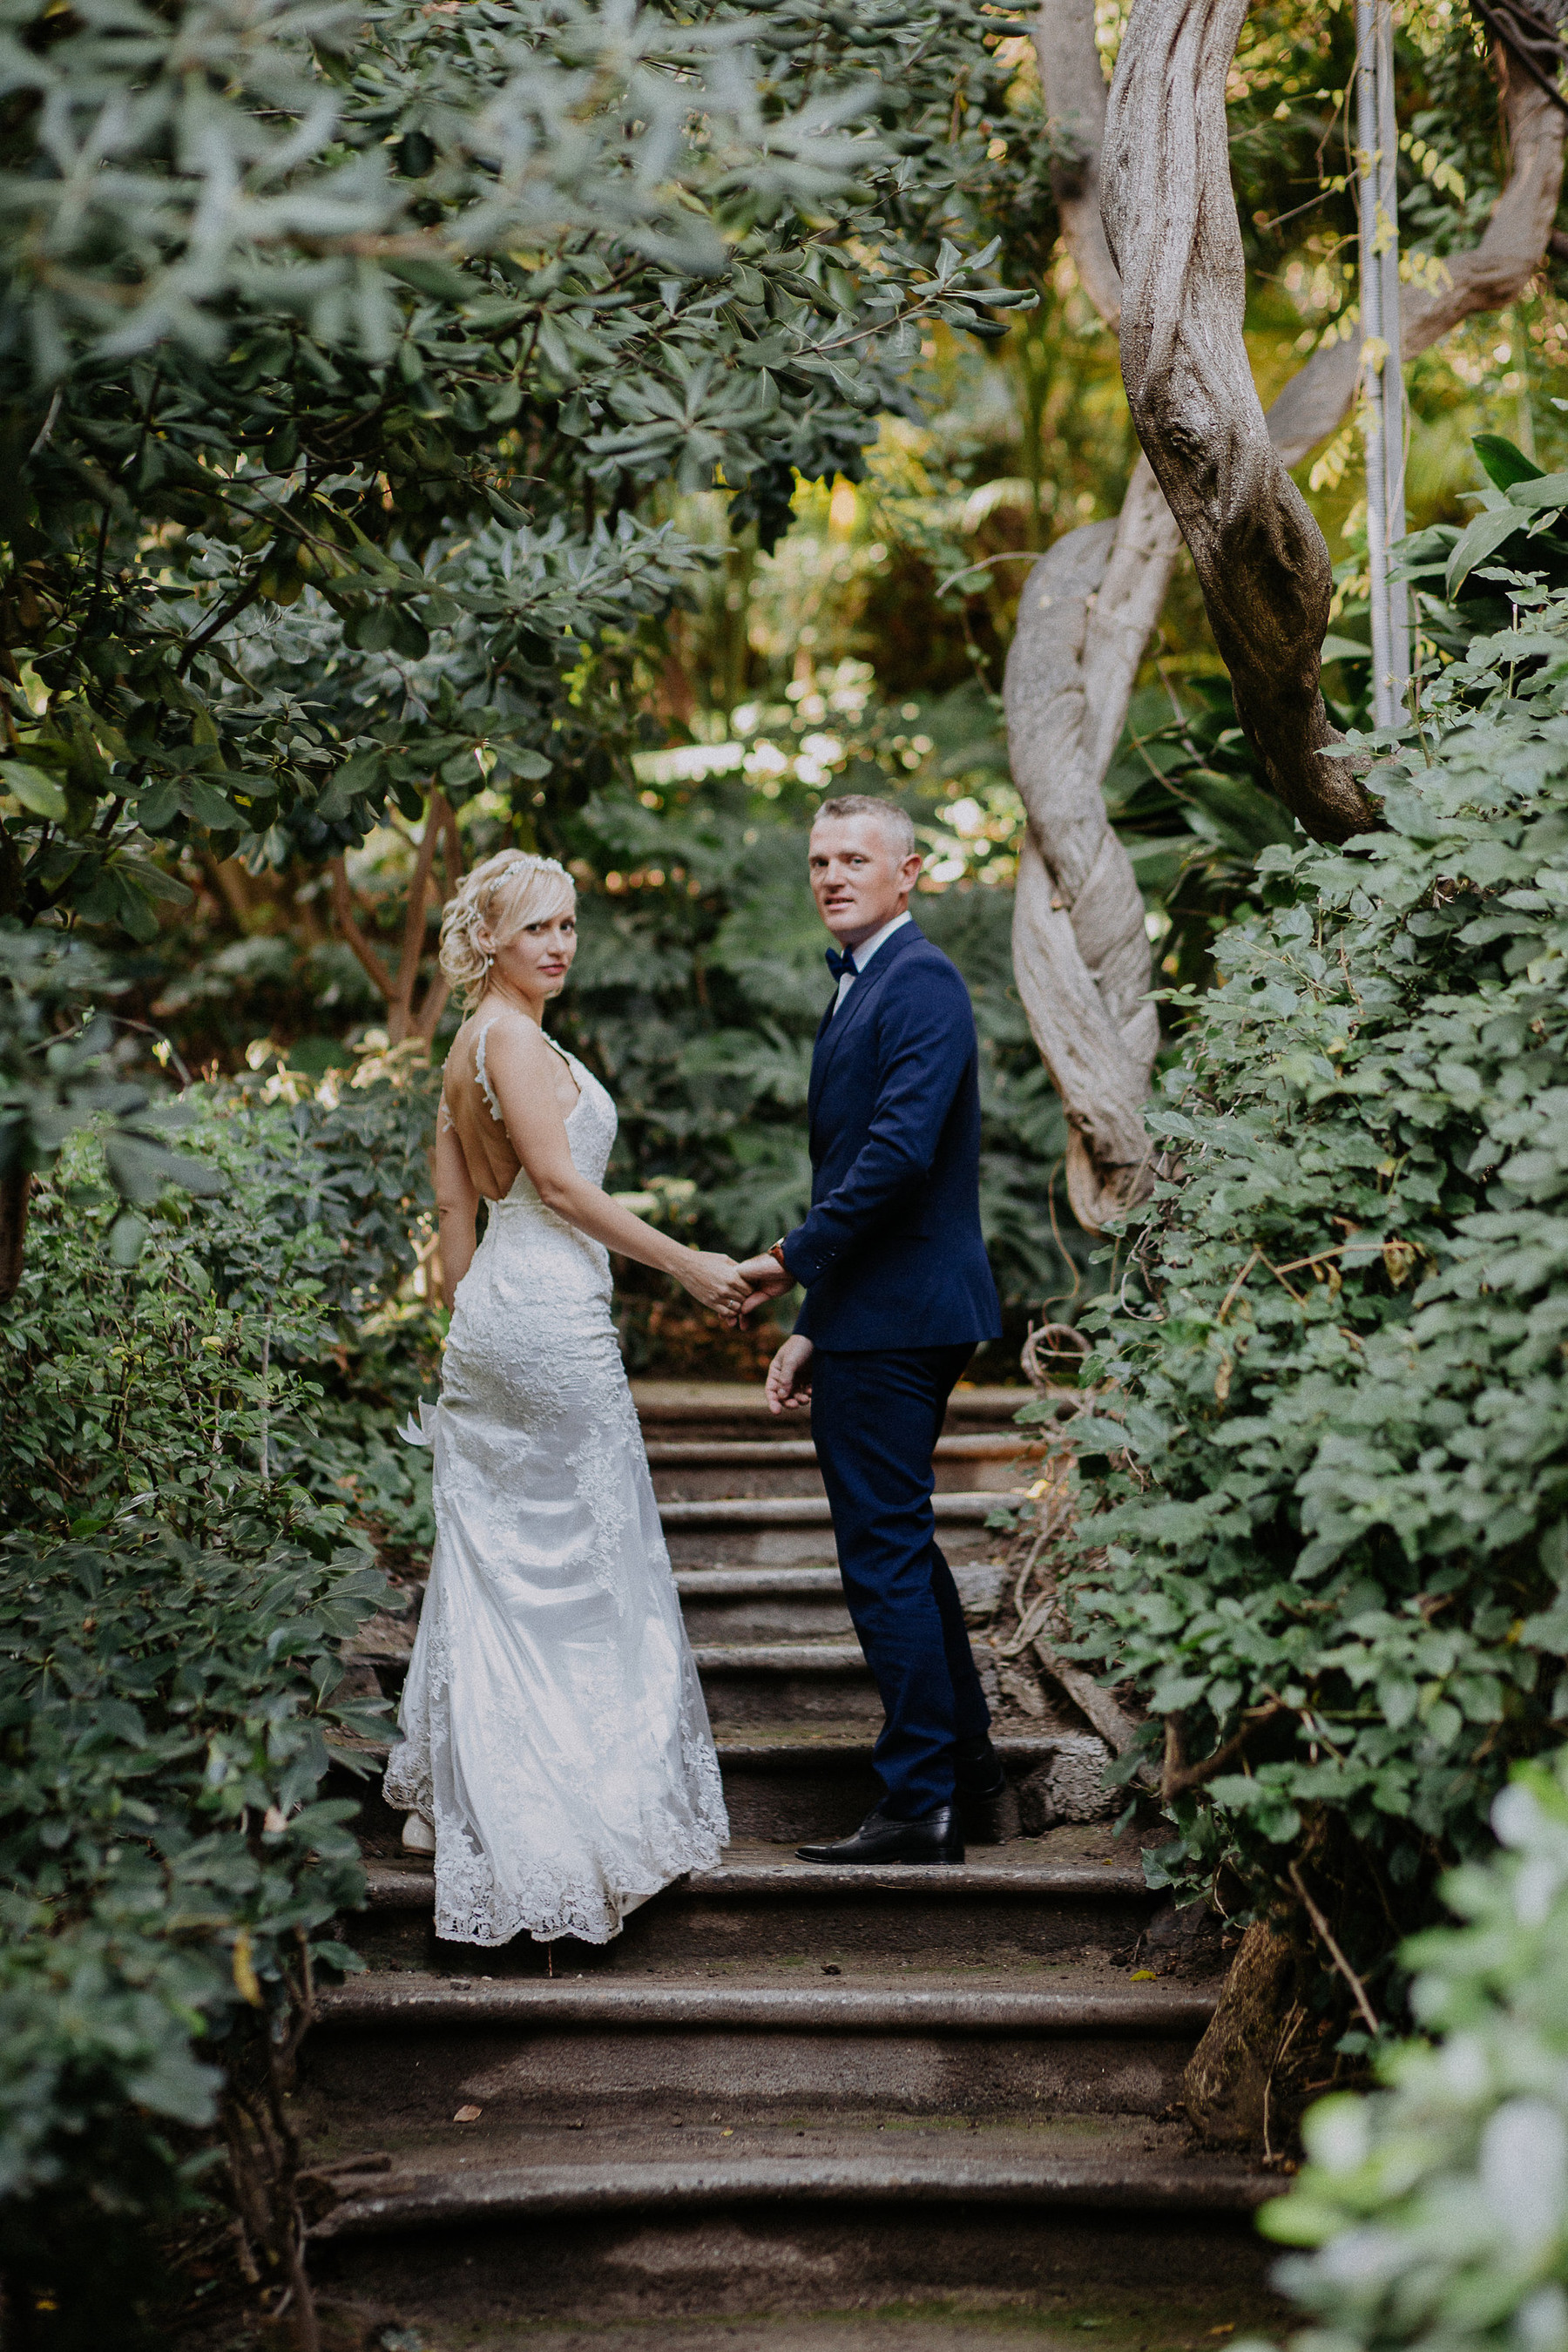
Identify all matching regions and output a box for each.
[473,1017,504,1126]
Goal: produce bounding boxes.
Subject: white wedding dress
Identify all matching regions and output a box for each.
[383,1024,727,1945]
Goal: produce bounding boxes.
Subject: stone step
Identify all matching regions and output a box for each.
[661,1490,1009,1567]
[347,1632,893,1721]
[631,1382,1037,1442]
[675,1565,854,1643]
[347,1565,1014,1713]
[305,1974,1213,2128]
[672,1559,1005,1645]
[647,1432,1032,1503]
[690,1640,882,1723]
[304,2119,1273,2325]
[645,1433,1031,1466]
[660,1492,1007,1530]
[335,1733,1092,1855]
[711,1733,1078,1843]
[346,1843,1162,1975]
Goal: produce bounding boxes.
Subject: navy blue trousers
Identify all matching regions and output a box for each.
[809,1345,992,1820]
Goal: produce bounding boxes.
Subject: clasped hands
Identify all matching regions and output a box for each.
[680,1247,793,1326]
[676,1247,812,1413]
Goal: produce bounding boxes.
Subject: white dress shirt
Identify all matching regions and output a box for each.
[830,909,912,1017]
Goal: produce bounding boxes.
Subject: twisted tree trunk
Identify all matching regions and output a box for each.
[1009,0,1567,1228]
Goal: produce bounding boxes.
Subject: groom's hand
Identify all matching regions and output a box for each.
[734,1251,794,1320]
[766,1335,814,1415]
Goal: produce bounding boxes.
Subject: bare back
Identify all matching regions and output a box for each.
[442,1004,581,1204]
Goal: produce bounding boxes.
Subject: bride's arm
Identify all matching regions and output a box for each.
[483,1022,747,1315]
[435,1103,481,1311]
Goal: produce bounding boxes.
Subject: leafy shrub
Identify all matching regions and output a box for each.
[1,1047,439,1538]
[1254,1746,1568,2352]
[0,1093,395,2339]
[0,1527,383,2339]
[1063,558,1568,2004]
[0,923,224,1295]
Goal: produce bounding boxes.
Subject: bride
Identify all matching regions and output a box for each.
[383,848,740,1945]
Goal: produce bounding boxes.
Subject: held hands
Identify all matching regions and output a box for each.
[765,1335,814,1414]
[733,1251,794,1321]
[679,1250,753,1320]
[676,1243,797,1328]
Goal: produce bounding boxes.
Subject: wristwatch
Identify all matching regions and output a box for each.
[767,1239,789,1272]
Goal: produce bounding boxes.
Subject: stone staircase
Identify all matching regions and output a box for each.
[301,1383,1273,2345]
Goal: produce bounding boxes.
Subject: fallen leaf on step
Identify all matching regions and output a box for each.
[453,2105,483,2123]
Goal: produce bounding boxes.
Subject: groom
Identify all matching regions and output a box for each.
[735,795,1004,1864]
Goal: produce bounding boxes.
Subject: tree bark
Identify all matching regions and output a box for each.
[1010,2,1566,1228]
[1101,0,1375,842]
[1182,1918,1298,2146]
[1266,53,1565,469]
[0,1168,30,1305]
[1033,0,1122,328]
[328,789,460,1045]
[1099,2,1568,845]
[1006,507,1167,1227]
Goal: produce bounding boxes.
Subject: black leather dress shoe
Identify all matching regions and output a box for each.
[797,1803,964,1866]
[955,1734,1006,1800]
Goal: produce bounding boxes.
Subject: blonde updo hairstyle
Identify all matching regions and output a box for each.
[440,849,576,1011]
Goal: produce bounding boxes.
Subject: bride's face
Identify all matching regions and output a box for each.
[489,903,578,1004]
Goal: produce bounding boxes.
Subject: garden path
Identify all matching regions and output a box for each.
[299,1386,1274,2344]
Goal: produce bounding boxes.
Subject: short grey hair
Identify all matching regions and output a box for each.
[812,794,916,860]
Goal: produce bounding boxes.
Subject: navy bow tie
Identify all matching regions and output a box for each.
[825,946,856,982]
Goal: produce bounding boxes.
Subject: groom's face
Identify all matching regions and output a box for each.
[808,815,923,946]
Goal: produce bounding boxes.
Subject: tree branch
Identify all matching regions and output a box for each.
[1102,0,1375,843]
[1034,0,1121,326]
[1162,1704,1291,1802]
[1267,53,1567,470]
[328,857,395,1003]
[1010,0,1566,1226]
[389,795,443,1042]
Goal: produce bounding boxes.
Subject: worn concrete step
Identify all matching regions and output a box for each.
[673,1560,1005,1646]
[631,1382,1037,1441]
[336,1733,1087,1855]
[712,1733,1081,1843]
[661,1492,1009,1531]
[348,1633,886,1721]
[346,1843,1162,1976]
[645,1434,1031,1466]
[674,1565,855,1643]
[661,1490,1009,1567]
[689,1640,882,1724]
[335,2310,1275,2352]
[647,1432,1033,1503]
[305,1974,1213,2126]
[305,2118,1273,2323]
[348,1574,1014,1720]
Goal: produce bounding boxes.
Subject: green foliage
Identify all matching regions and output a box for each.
[0,1524,382,2326]
[0,1093,416,2331]
[0,1052,437,1536]
[0,0,1032,942]
[1062,545,1568,1995]
[1254,1746,1568,2352]
[0,923,224,1255]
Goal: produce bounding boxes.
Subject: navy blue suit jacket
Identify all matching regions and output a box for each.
[779,920,1002,1353]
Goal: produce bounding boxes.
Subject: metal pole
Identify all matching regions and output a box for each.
[1356,0,1408,727]
[1375,1,1409,694]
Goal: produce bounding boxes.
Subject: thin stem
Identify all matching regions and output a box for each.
[1288,1860,1380,2036]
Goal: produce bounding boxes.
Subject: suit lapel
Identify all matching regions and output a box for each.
[808,922,920,1118]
